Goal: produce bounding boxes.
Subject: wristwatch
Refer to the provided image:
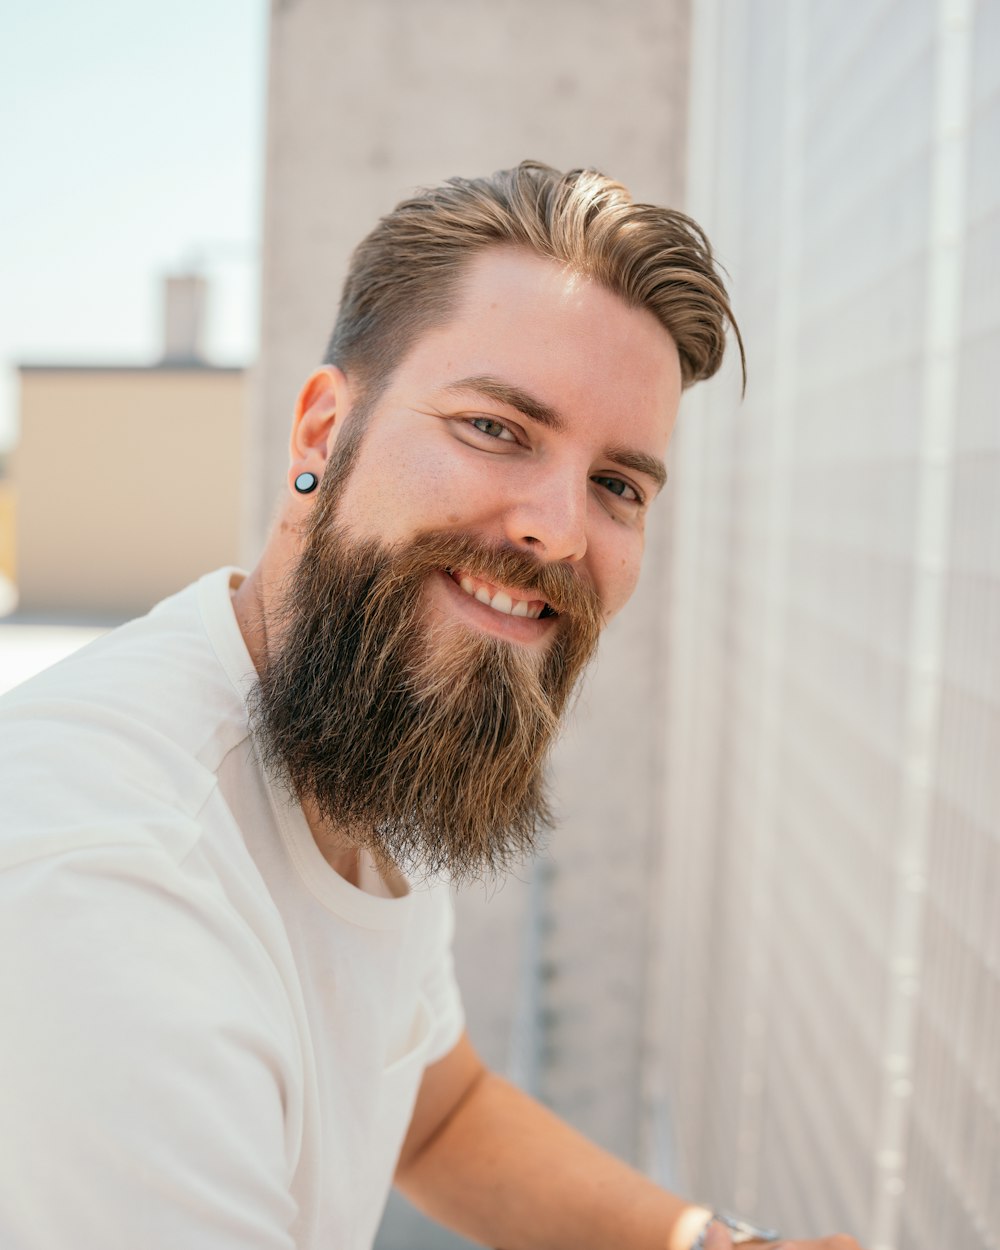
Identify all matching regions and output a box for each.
[690,1210,783,1248]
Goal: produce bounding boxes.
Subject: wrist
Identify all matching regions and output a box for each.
[669,1205,714,1250]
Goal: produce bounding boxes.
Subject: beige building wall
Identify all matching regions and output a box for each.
[15,366,245,617]
[0,479,15,584]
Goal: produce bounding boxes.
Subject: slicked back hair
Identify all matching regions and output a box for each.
[323,160,743,401]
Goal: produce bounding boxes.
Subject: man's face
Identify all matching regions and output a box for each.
[329,247,682,634]
[253,248,682,881]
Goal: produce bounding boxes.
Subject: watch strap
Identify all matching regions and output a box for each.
[690,1210,783,1248]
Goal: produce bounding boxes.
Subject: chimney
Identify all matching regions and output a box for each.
[162,273,207,364]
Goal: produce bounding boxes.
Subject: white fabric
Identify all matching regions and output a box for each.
[0,568,465,1250]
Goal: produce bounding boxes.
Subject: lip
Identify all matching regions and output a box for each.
[427,569,558,645]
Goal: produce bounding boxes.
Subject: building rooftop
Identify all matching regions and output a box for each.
[17,361,245,374]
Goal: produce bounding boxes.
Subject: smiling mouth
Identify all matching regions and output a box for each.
[446,569,556,620]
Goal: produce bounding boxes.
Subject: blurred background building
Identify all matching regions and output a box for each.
[14,276,245,616]
[1,3,997,1250]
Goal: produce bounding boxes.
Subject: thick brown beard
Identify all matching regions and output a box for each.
[248,523,603,884]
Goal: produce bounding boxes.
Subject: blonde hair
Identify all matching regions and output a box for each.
[324,160,743,395]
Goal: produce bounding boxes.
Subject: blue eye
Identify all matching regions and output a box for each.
[593,475,641,503]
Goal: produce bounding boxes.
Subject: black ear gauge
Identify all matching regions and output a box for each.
[294,471,319,494]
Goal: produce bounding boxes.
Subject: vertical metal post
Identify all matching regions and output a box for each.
[870,3,972,1246]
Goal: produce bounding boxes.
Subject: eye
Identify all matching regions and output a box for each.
[468,416,518,442]
[592,474,643,504]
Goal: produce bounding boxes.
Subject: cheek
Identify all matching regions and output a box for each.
[339,440,456,538]
[597,547,643,621]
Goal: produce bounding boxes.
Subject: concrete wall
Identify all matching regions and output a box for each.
[15,367,245,617]
[248,0,691,552]
[254,4,693,1246]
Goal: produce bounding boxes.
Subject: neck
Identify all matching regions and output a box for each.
[231,564,270,673]
[302,795,364,884]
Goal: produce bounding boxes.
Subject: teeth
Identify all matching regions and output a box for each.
[452,570,547,621]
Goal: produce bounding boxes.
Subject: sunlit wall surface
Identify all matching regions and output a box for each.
[643,3,999,1249]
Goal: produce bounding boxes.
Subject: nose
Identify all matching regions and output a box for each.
[501,470,588,564]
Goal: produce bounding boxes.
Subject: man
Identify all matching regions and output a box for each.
[0,163,863,1250]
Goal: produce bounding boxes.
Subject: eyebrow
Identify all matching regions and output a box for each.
[446,375,564,430]
[444,373,669,495]
[605,445,668,493]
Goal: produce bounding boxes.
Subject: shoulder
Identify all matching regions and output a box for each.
[1,568,249,756]
[0,570,252,869]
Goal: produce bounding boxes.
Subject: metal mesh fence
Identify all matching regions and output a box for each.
[642,2,999,1248]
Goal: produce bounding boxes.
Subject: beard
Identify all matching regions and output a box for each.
[248,509,603,884]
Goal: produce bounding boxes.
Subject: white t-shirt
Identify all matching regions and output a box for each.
[0,568,464,1250]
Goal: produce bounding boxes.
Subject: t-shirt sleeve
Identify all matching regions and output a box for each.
[0,843,301,1250]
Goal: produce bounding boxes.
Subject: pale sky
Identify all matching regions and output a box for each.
[0,1,269,450]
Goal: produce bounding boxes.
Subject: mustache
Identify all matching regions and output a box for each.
[323,527,605,629]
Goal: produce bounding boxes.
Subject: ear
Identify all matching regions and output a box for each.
[289,366,352,473]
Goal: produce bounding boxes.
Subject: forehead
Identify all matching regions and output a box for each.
[389,247,683,453]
